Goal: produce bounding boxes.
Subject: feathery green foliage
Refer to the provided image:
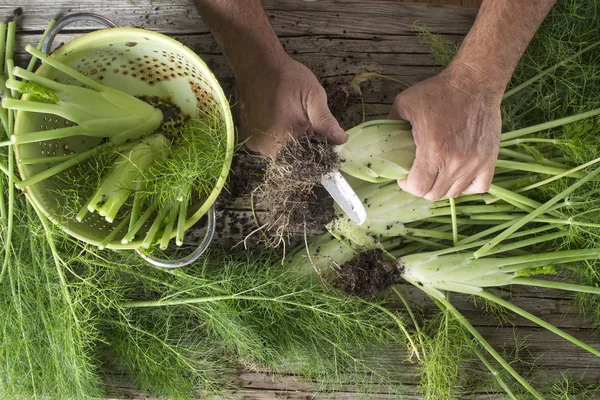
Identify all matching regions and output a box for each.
[0,201,103,399]
[411,23,458,67]
[419,308,474,399]
[141,110,230,207]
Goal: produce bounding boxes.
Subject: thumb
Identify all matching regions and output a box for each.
[307,91,348,145]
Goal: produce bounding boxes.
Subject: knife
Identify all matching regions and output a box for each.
[320,171,367,225]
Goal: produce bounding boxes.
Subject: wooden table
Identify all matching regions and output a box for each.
[3,0,599,398]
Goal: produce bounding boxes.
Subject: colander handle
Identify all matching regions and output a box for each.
[42,13,119,54]
[135,206,217,268]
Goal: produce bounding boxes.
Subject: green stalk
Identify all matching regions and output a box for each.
[401,228,457,241]
[75,195,94,223]
[516,155,600,195]
[498,147,566,168]
[488,184,561,218]
[458,217,550,246]
[26,19,57,72]
[432,226,564,257]
[485,230,568,255]
[0,173,5,224]
[475,165,600,258]
[159,201,179,250]
[473,348,518,400]
[0,23,7,135]
[502,40,600,99]
[474,249,600,269]
[362,300,420,362]
[15,142,131,189]
[5,22,14,65]
[0,106,8,137]
[488,184,535,212]
[470,213,600,229]
[500,107,600,142]
[121,293,380,323]
[499,138,560,148]
[176,189,191,246]
[142,205,171,249]
[423,286,544,400]
[392,286,426,362]
[498,257,600,274]
[0,100,14,286]
[129,186,143,233]
[390,243,428,258]
[25,45,104,92]
[99,214,131,250]
[403,235,448,249]
[3,99,96,125]
[422,217,498,225]
[429,204,519,216]
[495,159,582,177]
[99,189,131,223]
[511,277,600,294]
[0,159,19,181]
[0,22,6,75]
[472,289,600,358]
[5,22,15,98]
[19,154,77,165]
[121,200,157,245]
[10,125,88,144]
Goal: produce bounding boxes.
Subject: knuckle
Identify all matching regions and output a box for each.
[307,84,327,101]
[407,181,429,197]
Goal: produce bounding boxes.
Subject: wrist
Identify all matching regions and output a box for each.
[233,48,292,81]
[444,61,507,100]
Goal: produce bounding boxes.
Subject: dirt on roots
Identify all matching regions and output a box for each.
[334,249,398,297]
[256,134,338,248]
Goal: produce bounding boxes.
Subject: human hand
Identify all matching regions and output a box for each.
[389,63,504,200]
[235,54,347,156]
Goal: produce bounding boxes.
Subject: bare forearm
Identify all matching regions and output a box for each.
[451,0,556,93]
[193,0,286,77]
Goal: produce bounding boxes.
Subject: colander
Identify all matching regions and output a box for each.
[13,14,234,265]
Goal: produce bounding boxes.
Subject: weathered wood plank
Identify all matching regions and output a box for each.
[3,1,478,36]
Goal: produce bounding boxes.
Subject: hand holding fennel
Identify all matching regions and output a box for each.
[193,0,347,157]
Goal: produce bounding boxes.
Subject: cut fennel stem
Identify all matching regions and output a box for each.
[4,45,163,146]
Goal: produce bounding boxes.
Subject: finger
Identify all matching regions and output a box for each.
[245,129,286,158]
[398,178,408,192]
[445,171,479,199]
[402,151,438,198]
[423,173,456,201]
[307,90,348,144]
[245,137,278,158]
[462,167,495,195]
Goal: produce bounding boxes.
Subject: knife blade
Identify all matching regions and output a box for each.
[320,171,367,225]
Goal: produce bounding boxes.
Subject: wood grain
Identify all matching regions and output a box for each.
[2,0,599,398]
[390,0,482,5]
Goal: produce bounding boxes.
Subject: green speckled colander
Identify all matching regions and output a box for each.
[13,14,234,265]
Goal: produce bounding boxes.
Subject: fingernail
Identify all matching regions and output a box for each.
[330,127,348,144]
